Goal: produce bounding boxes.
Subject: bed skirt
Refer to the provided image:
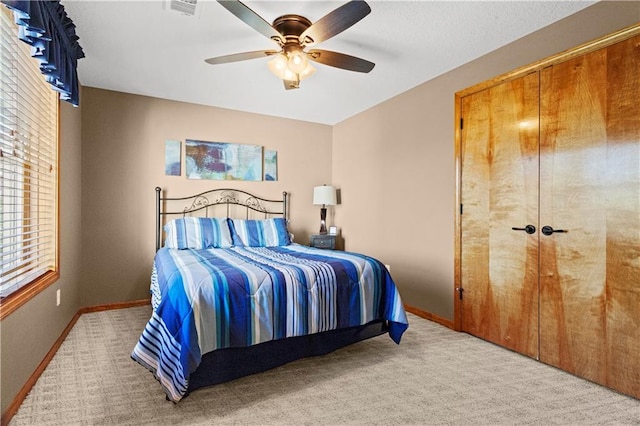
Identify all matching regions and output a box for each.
[186,319,388,396]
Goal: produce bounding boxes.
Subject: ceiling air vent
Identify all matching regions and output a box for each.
[168,0,198,16]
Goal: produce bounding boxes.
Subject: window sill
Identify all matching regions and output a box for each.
[0,271,60,320]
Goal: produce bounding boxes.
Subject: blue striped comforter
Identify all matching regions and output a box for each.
[131,244,409,401]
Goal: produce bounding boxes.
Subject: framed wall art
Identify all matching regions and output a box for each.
[164,140,182,176]
[264,149,277,181]
[185,139,262,181]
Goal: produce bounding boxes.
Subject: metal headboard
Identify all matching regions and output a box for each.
[155,187,288,251]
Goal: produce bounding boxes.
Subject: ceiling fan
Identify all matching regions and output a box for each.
[205,0,375,90]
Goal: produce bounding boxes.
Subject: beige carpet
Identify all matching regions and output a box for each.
[9,306,640,425]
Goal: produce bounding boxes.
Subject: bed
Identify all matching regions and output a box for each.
[131,187,409,402]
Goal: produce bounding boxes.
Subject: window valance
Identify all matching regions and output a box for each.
[2,0,84,106]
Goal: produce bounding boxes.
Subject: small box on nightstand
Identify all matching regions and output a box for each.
[310,234,336,250]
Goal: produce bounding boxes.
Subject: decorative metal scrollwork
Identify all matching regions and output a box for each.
[245,196,267,213]
[216,191,240,205]
[178,190,278,216]
[184,195,210,213]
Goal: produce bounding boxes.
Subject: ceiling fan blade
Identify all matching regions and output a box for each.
[299,1,371,46]
[205,50,279,65]
[306,49,375,73]
[217,0,284,43]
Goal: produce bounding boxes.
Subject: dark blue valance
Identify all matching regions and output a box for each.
[2,0,84,106]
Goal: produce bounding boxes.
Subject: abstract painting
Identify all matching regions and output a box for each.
[264,149,277,181]
[165,140,181,176]
[185,139,262,181]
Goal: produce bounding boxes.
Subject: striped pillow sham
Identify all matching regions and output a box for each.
[164,217,233,249]
[229,218,291,247]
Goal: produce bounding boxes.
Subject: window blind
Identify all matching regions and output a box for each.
[0,6,58,298]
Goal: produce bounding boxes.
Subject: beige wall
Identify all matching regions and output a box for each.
[1,101,83,415]
[80,88,332,306]
[332,1,640,321]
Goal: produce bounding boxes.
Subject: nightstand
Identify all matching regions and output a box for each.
[310,234,336,250]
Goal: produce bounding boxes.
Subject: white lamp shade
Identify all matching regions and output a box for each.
[313,185,337,206]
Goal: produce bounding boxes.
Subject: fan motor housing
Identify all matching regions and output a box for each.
[273,14,312,42]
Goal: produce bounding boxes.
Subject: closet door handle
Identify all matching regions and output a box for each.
[541,225,567,236]
[512,225,536,234]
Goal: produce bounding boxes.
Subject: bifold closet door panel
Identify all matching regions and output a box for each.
[539,34,640,397]
[601,35,640,399]
[460,73,539,358]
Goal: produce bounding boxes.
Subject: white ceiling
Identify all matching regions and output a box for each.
[63,0,596,125]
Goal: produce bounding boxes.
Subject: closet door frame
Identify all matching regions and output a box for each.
[453,23,640,331]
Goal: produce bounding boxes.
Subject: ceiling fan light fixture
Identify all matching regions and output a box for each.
[268,50,314,83]
[287,50,308,74]
[268,54,300,81]
[298,62,316,81]
[267,53,289,79]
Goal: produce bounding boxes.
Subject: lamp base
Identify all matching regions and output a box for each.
[319,207,327,234]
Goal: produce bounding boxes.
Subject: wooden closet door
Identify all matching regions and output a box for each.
[539,35,640,398]
[460,73,540,358]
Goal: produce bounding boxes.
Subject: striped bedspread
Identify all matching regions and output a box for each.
[131,244,409,401]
